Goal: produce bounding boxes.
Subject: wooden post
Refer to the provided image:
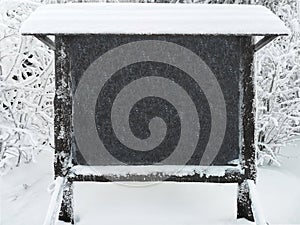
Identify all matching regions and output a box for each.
[54,36,73,223]
[237,37,256,221]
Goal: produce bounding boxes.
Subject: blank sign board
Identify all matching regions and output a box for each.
[70,35,241,166]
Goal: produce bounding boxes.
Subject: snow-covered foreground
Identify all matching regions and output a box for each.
[1,141,300,225]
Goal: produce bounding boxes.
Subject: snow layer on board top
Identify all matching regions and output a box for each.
[20,3,289,35]
[70,165,241,177]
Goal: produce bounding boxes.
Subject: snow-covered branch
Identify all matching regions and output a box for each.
[0,0,54,175]
[255,0,300,166]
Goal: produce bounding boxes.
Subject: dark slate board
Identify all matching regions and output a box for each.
[66,34,242,166]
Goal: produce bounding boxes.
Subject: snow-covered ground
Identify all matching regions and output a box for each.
[1,140,300,225]
[257,140,300,224]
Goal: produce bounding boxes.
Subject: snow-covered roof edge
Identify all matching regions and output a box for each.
[20,3,290,36]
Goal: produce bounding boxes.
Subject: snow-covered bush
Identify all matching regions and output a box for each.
[254,0,300,165]
[0,0,54,174]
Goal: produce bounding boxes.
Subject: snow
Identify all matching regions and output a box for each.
[43,177,65,225]
[1,140,299,225]
[256,139,300,224]
[246,180,266,225]
[73,182,243,225]
[0,150,54,225]
[20,3,290,36]
[70,165,240,178]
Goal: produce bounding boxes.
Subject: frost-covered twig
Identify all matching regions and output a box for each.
[0,0,54,174]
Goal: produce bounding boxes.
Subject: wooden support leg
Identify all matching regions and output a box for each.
[59,180,74,224]
[237,180,254,221]
[54,37,73,224]
[238,36,256,222]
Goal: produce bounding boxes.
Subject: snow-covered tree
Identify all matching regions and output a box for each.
[0,0,54,174]
[254,0,300,165]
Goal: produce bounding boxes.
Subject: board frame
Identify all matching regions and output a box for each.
[54,35,256,223]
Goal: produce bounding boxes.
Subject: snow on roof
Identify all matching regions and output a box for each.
[20,3,289,36]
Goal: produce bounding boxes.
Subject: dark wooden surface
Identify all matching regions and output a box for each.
[54,36,73,223]
[237,36,256,222]
[54,36,72,178]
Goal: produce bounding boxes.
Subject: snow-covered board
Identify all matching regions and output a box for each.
[19,3,290,224]
[20,3,289,36]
